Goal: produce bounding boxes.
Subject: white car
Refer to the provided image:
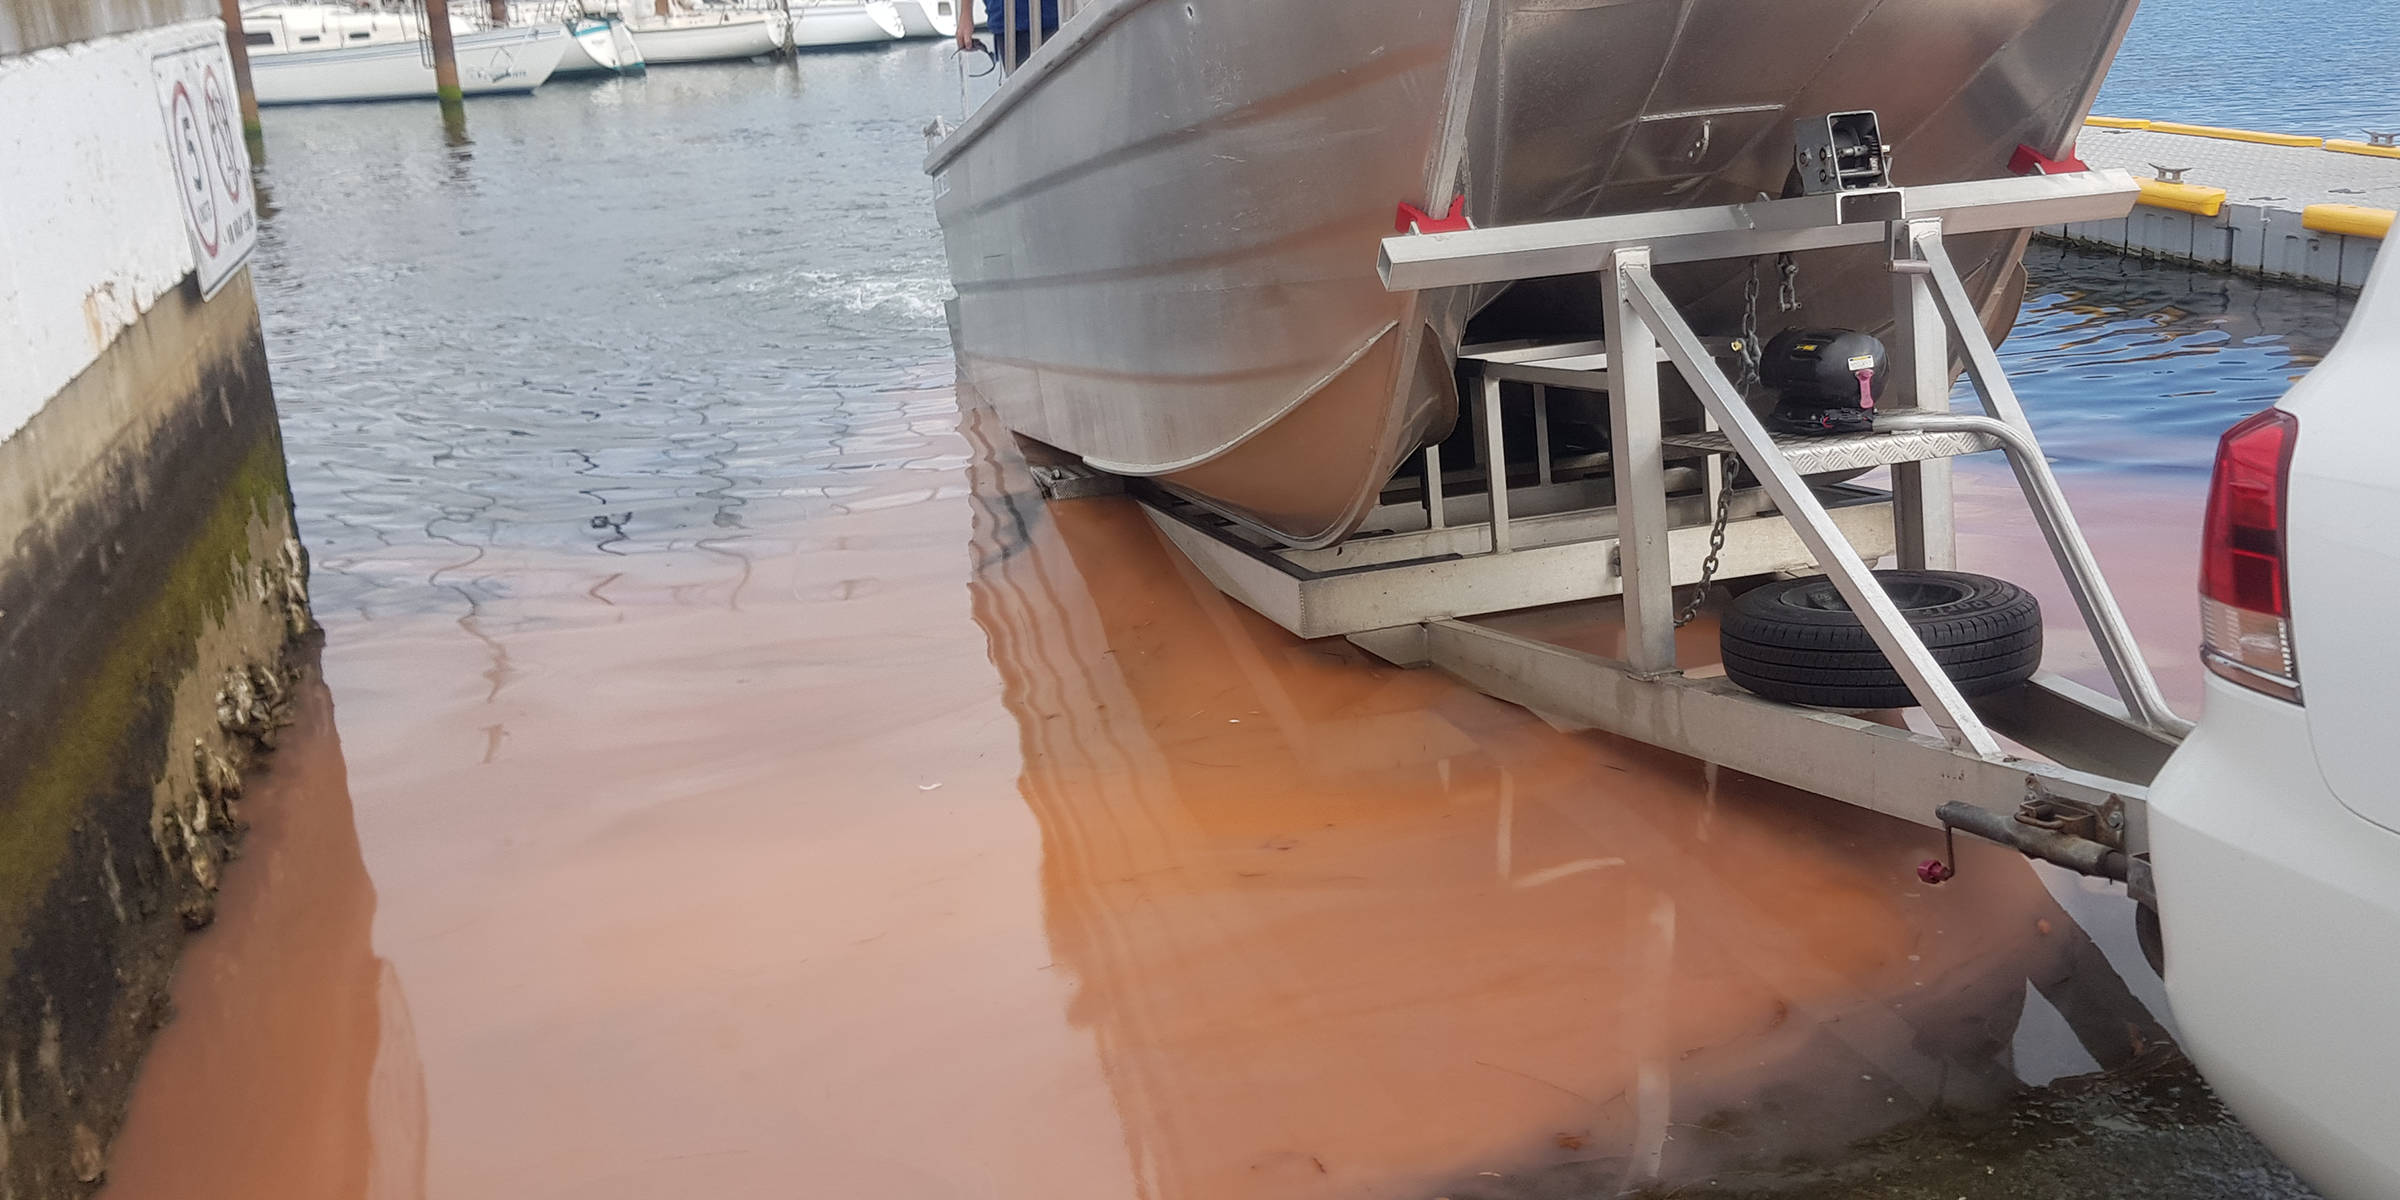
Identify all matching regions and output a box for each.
[2150,246,2400,1200]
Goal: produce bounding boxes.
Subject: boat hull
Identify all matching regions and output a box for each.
[555,20,617,74]
[928,0,2140,548]
[627,12,786,64]
[555,18,641,75]
[894,0,958,38]
[791,1,906,47]
[608,18,647,71]
[251,26,568,104]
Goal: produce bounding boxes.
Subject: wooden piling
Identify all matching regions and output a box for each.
[215,0,262,141]
[423,0,464,108]
[488,0,508,24]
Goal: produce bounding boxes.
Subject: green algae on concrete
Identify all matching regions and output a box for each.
[0,433,307,955]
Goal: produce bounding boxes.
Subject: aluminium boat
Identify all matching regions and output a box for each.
[789,0,907,48]
[926,0,2142,549]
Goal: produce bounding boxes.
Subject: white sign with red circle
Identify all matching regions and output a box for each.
[152,42,256,300]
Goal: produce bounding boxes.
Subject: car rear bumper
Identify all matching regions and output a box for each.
[2150,676,2400,1200]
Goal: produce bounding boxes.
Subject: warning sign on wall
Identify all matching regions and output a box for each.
[152,41,256,301]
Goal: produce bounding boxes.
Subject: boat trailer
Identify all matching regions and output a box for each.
[1052,168,2183,903]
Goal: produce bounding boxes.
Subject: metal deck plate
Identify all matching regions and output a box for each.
[1663,428,1999,474]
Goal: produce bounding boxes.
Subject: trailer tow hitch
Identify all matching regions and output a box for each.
[1918,792,2130,885]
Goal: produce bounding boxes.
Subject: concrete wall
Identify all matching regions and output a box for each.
[0,18,225,441]
[0,9,313,1196]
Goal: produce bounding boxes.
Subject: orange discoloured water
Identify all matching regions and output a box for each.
[1956,462,2210,709]
[101,391,2176,1200]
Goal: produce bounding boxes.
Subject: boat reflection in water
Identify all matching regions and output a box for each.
[932,0,2142,549]
[961,400,2164,1196]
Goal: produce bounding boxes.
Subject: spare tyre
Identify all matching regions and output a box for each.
[1720,570,2041,709]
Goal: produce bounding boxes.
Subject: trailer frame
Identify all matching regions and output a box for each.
[1106,168,2184,895]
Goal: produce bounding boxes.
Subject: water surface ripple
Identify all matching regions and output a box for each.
[2092,0,2400,133]
[256,53,962,626]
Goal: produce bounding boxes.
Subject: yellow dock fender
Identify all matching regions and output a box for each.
[2302,204,2395,239]
[2325,139,2400,160]
[2082,116,2152,130]
[2136,178,2229,217]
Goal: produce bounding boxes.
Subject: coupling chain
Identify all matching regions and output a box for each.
[1674,261,1766,629]
[1674,455,1739,628]
[1737,262,1763,394]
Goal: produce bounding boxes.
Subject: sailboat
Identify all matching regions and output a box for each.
[241,4,570,104]
[622,2,791,63]
[789,0,905,48]
[892,0,958,39]
[554,13,646,74]
[494,1,646,73]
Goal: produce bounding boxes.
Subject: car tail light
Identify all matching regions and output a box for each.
[2199,407,2300,701]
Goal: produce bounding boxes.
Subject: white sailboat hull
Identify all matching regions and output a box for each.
[608,18,647,71]
[893,0,958,39]
[626,12,787,64]
[555,19,632,75]
[790,1,905,47]
[250,26,568,104]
